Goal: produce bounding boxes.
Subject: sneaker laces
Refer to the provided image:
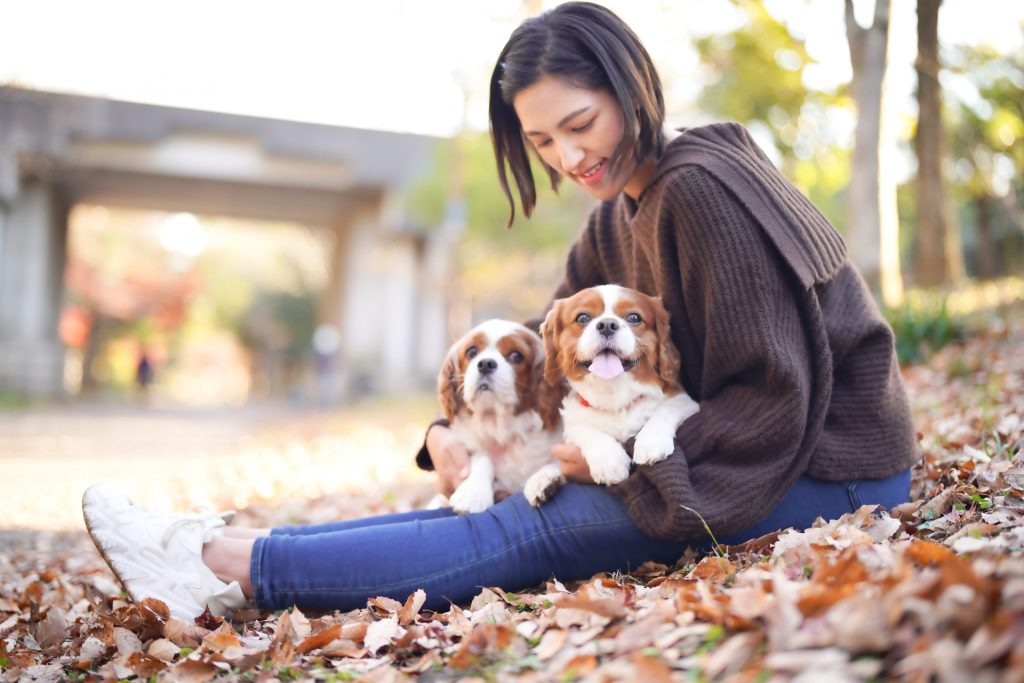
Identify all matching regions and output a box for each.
[160,506,235,549]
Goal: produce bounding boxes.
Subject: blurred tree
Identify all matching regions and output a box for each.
[914,0,966,287]
[947,45,1024,279]
[405,131,592,324]
[62,214,198,392]
[695,1,813,176]
[845,0,903,305]
[694,1,853,232]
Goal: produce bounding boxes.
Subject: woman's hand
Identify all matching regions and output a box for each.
[552,443,596,484]
[425,424,470,496]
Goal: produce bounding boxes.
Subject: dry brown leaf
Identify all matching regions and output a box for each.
[125,651,168,677]
[368,596,404,615]
[561,652,598,677]
[164,656,219,683]
[632,650,675,683]
[555,596,628,620]
[319,639,366,658]
[688,556,735,583]
[31,608,67,650]
[364,615,406,656]
[113,626,143,656]
[296,623,341,654]
[398,588,426,625]
[163,618,210,648]
[450,622,516,669]
[399,649,441,674]
[76,636,109,666]
[147,637,180,662]
[534,628,569,661]
[341,621,370,644]
[201,621,241,652]
[290,606,312,641]
[265,610,298,665]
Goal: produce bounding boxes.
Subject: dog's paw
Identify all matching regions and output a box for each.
[585,447,632,485]
[524,466,565,507]
[449,481,494,514]
[632,427,676,466]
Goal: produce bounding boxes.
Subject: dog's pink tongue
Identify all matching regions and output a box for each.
[589,351,624,379]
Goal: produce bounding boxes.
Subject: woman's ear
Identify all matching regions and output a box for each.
[650,296,681,389]
[437,345,463,422]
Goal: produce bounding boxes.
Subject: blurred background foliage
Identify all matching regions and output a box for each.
[53,0,1024,402]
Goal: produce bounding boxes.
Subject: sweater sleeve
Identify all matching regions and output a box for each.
[611,168,818,541]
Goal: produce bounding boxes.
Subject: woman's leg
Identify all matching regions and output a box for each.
[249,483,687,613]
[714,468,912,546]
[209,508,462,593]
[220,507,457,540]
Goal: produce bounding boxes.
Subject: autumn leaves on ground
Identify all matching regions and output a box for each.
[2,307,1023,681]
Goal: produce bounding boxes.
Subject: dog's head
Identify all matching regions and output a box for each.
[438,319,559,429]
[541,284,680,392]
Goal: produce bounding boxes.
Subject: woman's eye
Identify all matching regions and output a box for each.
[508,351,524,364]
[466,346,478,359]
[625,313,642,325]
[537,139,552,148]
[575,313,592,325]
[572,120,594,133]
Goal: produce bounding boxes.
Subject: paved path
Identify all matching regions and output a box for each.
[0,397,437,531]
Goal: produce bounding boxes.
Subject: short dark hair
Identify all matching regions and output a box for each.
[489,1,665,227]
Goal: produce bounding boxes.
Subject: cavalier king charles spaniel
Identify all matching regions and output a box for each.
[437,319,561,513]
[523,284,699,505]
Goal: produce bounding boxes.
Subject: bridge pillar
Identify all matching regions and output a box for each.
[319,195,448,399]
[0,180,69,398]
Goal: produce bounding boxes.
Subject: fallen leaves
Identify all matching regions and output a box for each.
[0,305,1022,680]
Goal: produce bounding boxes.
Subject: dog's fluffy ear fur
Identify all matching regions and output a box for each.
[650,295,681,389]
[540,303,565,387]
[522,331,562,430]
[437,345,463,422]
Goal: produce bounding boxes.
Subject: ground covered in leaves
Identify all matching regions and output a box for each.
[2,306,1023,681]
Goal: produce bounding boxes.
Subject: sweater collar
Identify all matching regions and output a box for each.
[623,123,848,289]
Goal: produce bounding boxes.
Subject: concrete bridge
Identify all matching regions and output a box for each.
[0,86,450,399]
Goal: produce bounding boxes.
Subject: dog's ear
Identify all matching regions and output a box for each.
[540,302,565,387]
[650,296,681,389]
[437,344,463,422]
[529,329,566,430]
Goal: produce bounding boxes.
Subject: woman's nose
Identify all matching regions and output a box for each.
[557,140,584,173]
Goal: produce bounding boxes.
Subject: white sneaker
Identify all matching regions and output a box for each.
[82,483,249,621]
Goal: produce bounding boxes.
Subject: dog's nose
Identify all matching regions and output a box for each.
[477,358,498,375]
[596,318,619,338]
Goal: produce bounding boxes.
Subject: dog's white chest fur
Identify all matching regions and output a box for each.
[560,373,699,486]
[451,408,557,495]
[562,373,666,442]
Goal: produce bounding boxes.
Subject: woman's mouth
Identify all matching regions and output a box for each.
[577,160,606,186]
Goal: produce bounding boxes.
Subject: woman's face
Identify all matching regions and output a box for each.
[512,74,654,201]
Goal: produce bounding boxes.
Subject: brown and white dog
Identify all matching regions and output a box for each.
[438,319,561,514]
[524,285,699,505]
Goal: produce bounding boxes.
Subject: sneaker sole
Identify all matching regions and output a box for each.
[82,484,144,606]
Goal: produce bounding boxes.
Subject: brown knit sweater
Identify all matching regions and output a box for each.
[527,122,919,540]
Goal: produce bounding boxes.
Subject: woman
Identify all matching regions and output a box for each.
[83,2,918,622]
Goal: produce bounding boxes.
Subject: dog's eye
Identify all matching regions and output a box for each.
[507,351,524,364]
[575,313,592,325]
[466,346,478,359]
[625,313,642,325]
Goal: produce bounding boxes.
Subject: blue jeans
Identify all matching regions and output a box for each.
[251,469,910,612]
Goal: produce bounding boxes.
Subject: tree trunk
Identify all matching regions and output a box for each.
[974,195,998,279]
[845,0,903,306]
[914,0,966,287]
